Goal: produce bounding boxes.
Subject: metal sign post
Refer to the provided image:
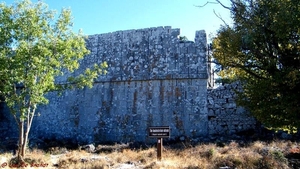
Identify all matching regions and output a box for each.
[157,138,163,160]
[148,126,170,161]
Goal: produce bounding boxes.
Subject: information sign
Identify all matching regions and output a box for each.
[148,126,170,138]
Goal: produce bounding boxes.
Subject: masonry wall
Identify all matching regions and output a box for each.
[0,100,18,140]
[0,26,258,145]
[27,26,209,144]
[207,82,256,137]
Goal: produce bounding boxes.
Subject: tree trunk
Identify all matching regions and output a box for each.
[22,113,33,158]
[17,121,24,162]
[16,104,36,162]
[21,132,27,157]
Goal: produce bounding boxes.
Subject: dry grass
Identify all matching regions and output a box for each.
[0,140,299,169]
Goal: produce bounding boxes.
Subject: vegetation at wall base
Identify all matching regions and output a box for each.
[212,0,300,132]
[0,140,299,169]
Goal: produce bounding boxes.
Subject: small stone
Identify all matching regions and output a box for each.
[81,144,95,153]
[219,167,231,169]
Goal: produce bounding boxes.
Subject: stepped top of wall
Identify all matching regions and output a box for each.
[71,26,208,82]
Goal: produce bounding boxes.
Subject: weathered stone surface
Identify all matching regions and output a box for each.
[207,82,256,136]
[0,26,258,144]
[29,26,209,144]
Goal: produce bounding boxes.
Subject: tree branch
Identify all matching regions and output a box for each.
[215,0,232,10]
[194,1,219,8]
[227,62,267,79]
[213,9,230,27]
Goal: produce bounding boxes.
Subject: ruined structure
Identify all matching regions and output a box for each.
[0,26,256,144]
[207,82,256,137]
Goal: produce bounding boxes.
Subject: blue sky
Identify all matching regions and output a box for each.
[3,0,232,41]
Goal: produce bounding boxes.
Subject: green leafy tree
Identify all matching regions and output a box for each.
[0,0,107,161]
[212,0,300,132]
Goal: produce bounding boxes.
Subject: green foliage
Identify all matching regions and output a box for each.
[270,149,287,163]
[179,36,189,42]
[207,148,215,159]
[0,0,107,159]
[212,0,300,132]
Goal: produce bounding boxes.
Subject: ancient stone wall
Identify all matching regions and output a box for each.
[0,26,258,145]
[207,82,256,137]
[27,26,209,144]
[0,99,17,139]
